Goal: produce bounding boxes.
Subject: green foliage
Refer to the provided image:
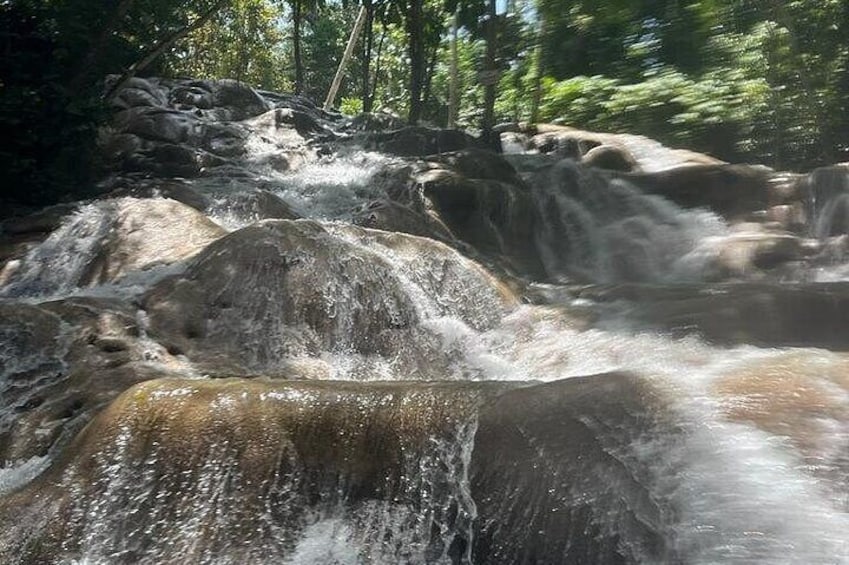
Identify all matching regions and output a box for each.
[165,0,289,90]
[339,96,363,115]
[0,0,235,209]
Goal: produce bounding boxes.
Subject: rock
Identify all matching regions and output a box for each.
[429,148,523,184]
[683,228,813,280]
[0,373,674,564]
[115,107,203,145]
[582,143,639,172]
[170,79,271,121]
[243,109,316,154]
[1,198,225,298]
[622,164,774,220]
[471,373,671,563]
[110,77,168,109]
[352,199,455,242]
[584,282,849,350]
[103,178,213,212]
[367,126,479,156]
[1,204,77,236]
[528,125,724,172]
[0,298,192,464]
[393,152,546,279]
[349,112,407,132]
[142,220,514,375]
[499,131,530,154]
[713,351,849,470]
[207,188,300,224]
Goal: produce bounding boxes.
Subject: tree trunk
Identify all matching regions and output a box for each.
[481,0,497,145]
[361,0,375,113]
[406,0,425,124]
[421,44,439,118]
[324,5,367,110]
[104,0,229,101]
[371,19,388,109]
[530,0,545,124]
[293,0,304,95]
[448,7,459,128]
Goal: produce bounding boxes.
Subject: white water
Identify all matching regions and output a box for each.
[4,116,849,563]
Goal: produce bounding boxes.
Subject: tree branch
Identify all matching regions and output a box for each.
[104,0,230,101]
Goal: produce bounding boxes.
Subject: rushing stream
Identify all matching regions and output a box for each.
[1,78,848,563]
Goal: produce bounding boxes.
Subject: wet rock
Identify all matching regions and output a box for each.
[207,188,300,224]
[0,373,674,564]
[170,79,271,121]
[1,198,224,298]
[404,152,546,279]
[623,164,774,220]
[110,77,168,109]
[367,126,479,156]
[582,143,639,172]
[116,107,202,145]
[142,220,514,375]
[349,112,407,132]
[429,148,523,184]
[713,351,849,473]
[529,125,725,171]
[687,227,813,280]
[587,282,849,349]
[471,373,670,563]
[0,298,191,464]
[1,204,77,236]
[103,178,213,212]
[352,199,454,242]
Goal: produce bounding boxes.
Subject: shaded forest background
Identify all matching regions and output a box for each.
[2,0,848,206]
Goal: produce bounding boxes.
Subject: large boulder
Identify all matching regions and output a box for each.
[0,298,193,464]
[142,220,515,376]
[583,282,849,349]
[582,143,639,172]
[375,150,546,279]
[0,198,225,299]
[169,79,271,121]
[0,373,675,564]
[365,126,479,157]
[622,164,774,220]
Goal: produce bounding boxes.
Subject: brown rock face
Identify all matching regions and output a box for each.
[399,151,546,279]
[0,298,193,464]
[582,143,640,172]
[0,373,673,564]
[623,164,774,220]
[142,219,515,376]
[585,282,849,349]
[1,198,225,298]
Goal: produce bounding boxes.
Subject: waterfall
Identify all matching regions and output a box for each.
[531,159,728,283]
[2,77,849,564]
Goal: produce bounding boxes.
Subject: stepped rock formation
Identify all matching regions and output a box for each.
[0,374,676,564]
[1,77,849,564]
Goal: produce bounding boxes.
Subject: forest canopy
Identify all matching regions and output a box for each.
[1,0,847,206]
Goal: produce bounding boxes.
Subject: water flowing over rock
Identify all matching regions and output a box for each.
[1,198,225,299]
[3,77,849,564]
[141,219,515,377]
[0,375,680,564]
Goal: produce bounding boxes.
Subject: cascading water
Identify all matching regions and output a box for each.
[530,159,729,283]
[2,78,849,564]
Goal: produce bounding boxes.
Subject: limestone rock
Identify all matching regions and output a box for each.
[585,282,849,349]
[1,198,225,298]
[0,298,192,463]
[366,126,479,156]
[142,220,514,375]
[581,143,639,172]
[0,373,672,564]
